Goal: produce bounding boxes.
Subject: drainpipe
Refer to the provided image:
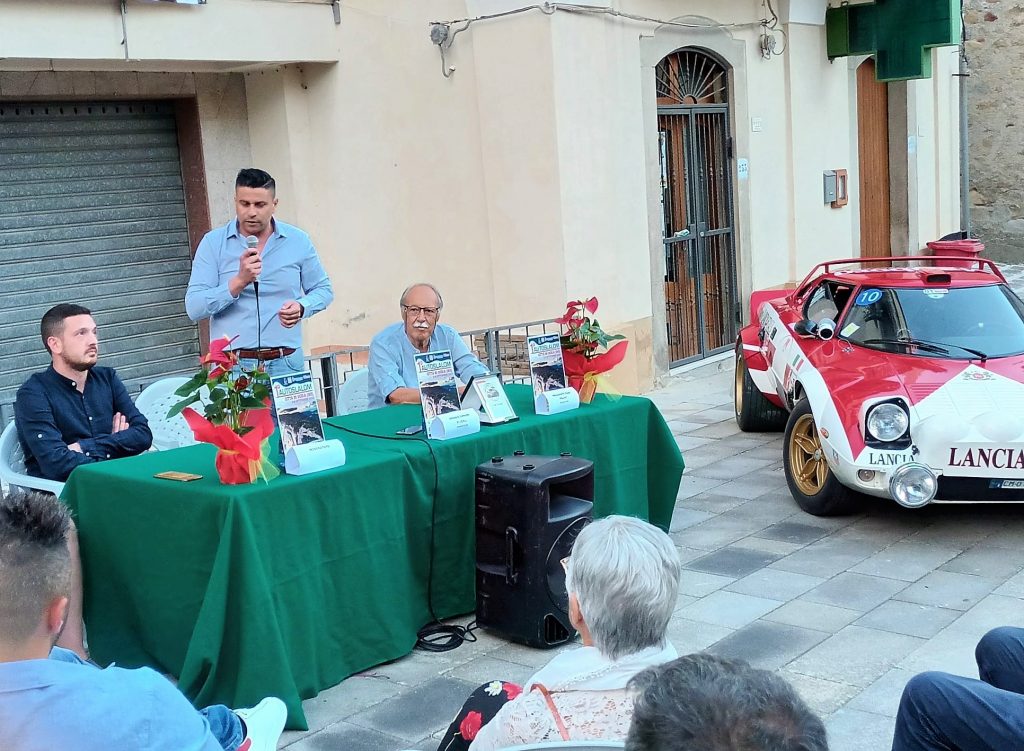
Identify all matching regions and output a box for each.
[958,8,971,237]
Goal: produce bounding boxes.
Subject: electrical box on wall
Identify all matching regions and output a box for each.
[823,171,837,203]
[823,170,849,208]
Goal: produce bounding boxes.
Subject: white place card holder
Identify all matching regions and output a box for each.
[461,374,518,425]
[284,438,346,476]
[535,386,580,415]
[427,408,481,440]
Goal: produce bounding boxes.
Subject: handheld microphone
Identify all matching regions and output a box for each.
[246,235,262,354]
[245,235,260,294]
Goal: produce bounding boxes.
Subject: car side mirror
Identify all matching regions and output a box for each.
[794,318,837,340]
[793,320,814,337]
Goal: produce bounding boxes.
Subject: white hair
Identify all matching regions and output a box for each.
[564,515,681,660]
[399,283,444,310]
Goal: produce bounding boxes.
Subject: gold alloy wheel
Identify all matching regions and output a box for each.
[789,413,829,495]
[734,355,744,416]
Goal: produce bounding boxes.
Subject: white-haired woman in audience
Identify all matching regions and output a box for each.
[436,514,681,751]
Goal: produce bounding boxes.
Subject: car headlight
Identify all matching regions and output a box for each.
[866,403,909,442]
[889,463,937,508]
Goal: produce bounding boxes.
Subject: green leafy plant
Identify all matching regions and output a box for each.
[556,297,626,359]
[167,335,272,435]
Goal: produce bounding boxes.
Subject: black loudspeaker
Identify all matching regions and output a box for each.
[475,452,594,648]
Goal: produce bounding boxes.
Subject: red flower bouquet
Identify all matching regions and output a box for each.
[556,297,628,403]
[167,335,279,485]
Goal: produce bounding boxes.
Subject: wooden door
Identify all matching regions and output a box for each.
[857,58,891,258]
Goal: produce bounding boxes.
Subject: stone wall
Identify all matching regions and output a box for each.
[966,1,1024,262]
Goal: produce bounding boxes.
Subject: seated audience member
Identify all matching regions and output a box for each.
[625,653,828,751]
[367,283,489,409]
[14,303,153,482]
[0,490,287,751]
[436,515,682,751]
[891,627,1024,751]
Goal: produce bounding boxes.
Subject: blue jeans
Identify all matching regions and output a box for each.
[201,705,244,751]
[892,627,1024,750]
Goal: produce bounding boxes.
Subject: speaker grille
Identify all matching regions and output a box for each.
[543,614,571,645]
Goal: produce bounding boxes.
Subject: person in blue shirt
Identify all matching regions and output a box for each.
[367,283,489,409]
[15,303,153,483]
[0,490,287,751]
[185,168,334,379]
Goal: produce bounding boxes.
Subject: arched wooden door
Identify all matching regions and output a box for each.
[657,49,739,365]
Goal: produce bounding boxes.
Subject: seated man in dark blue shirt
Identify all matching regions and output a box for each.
[14,303,153,482]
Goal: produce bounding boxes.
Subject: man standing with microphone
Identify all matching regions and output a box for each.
[185,168,334,382]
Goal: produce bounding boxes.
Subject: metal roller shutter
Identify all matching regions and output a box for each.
[0,101,199,421]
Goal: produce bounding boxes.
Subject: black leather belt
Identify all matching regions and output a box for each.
[232,347,296,361]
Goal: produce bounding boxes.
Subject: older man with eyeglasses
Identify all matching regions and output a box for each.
[367,283,489,409]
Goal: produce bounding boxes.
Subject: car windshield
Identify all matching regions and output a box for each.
[840,284,1024,359]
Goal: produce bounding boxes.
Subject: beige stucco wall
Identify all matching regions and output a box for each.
[0,0,963,393]
[0,0,337,67]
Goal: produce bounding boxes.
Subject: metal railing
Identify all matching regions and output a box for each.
[306,318,558,416]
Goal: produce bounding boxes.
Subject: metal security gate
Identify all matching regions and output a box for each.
[657,50,739,366]
[0,101,199,420]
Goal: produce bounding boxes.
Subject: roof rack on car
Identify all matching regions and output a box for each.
[788,255,1005,303]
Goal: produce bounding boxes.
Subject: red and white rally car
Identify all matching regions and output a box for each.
[735,255,1024,516]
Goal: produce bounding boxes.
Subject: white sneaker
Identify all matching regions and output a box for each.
[234,697,287,751]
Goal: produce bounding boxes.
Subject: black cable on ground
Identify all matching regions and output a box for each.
[333,424,480,652]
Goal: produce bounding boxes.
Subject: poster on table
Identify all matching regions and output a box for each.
[271,371,326,452]
[271,371,347,475]
[414,350,480,439]
[527,333,579,415]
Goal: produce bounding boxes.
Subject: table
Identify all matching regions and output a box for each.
[60,385,683,729]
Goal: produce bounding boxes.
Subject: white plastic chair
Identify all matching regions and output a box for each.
[0,421,65,495]
[135,376,209,451]
[337,368,370,415]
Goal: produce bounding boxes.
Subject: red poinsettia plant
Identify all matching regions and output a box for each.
[556,297,628,403]
[167,335,279,484]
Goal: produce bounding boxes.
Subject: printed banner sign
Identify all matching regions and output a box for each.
[271,370,326,455]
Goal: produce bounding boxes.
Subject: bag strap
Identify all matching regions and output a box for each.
[530,683,570,741]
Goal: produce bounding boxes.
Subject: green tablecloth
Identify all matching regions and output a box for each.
[60,385,683,729]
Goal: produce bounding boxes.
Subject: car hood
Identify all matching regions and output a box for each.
[814,343,1024,456]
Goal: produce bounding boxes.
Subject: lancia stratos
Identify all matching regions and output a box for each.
[735,255,1024,516]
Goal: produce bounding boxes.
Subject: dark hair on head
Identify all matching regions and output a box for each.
[0,491,72,642]
[626,653,829,751]
[40,303,92,354]
[235,168,276,195]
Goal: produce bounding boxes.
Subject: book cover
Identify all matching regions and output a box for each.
[270,371,326,452]
[413,350,462,421]
[527,333,568,398]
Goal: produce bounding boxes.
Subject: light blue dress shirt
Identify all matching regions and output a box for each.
[185,218,334,350]
[0,647,225,751]
[367,322,489,409]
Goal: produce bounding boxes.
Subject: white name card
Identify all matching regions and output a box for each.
[284,438,346,476]
[535,386,580,415]
[427,408,481,440]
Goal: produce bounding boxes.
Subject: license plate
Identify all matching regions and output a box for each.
[989,479,1024,489]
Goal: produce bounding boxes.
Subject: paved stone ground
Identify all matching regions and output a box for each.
[278,350,1024,751]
